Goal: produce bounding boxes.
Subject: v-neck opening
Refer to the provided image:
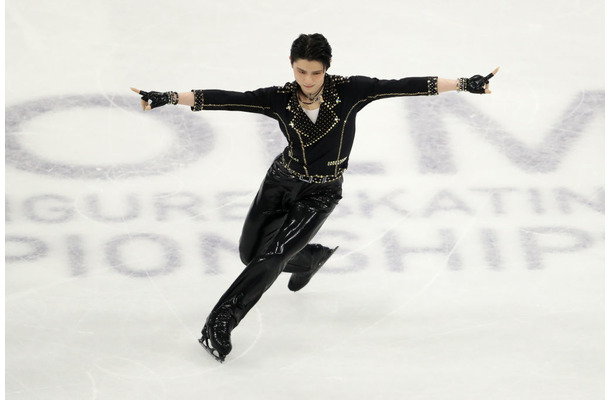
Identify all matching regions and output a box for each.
[301,106,320,124]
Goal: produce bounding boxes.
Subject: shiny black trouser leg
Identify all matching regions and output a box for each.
[212,201,338,326]
[238,169,340,273]
[210,162,342,327]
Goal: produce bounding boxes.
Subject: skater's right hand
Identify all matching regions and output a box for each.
[130,87,178,110]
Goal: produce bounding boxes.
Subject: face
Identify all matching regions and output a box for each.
[291,58,327,96]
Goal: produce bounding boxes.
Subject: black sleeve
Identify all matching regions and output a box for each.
[190,86,279,115]
[349,75,439,101]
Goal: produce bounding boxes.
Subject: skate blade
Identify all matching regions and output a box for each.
[198,336,226,363]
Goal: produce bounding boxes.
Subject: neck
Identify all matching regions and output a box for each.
[298,84,324,105]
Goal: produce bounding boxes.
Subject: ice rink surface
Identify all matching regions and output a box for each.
[5,0,605,399]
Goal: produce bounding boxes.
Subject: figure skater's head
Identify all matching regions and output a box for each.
[290,34,332,97]
[289,33,332,70]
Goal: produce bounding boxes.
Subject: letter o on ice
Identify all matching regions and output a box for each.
[5,95,214,179]
[105,233,181,277]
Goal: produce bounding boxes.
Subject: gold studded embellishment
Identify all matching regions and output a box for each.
[190,90,206,111]
[288,106,340,148]
[280,161,345,184]
[330,75,350,85]
[327,157,348,166]
[427,77,439,96]
[277,81,298,94]
[284,75,343,148]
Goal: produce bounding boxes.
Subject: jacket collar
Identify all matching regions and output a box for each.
[286,74,341,148]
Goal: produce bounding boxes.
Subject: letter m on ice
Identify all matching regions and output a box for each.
[405,90,604,174]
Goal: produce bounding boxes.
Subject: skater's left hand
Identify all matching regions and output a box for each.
[464,67,500,94]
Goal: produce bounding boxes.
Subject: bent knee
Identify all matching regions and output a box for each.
[239,241,256,265]
[239,249,254,266]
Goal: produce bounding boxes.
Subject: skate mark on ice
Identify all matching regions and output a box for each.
[230,307,264,362]
[354,190,495,334]
[143,272,193,337]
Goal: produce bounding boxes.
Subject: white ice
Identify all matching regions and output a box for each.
[4,0,605,399]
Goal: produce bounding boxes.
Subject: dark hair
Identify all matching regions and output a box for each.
[290,33,332,70]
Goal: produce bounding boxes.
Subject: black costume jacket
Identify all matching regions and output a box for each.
[191,74,438,182]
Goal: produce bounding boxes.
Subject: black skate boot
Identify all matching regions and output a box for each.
[288,246,338,292]
[198,303,237,363]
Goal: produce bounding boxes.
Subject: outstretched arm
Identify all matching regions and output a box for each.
[176,91,194,107]
[130,88,194,110]
[438,79,461,93]
[437,67,500,94]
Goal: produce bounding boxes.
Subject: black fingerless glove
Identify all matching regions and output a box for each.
[457,72,495,94]
[139,90,179,109]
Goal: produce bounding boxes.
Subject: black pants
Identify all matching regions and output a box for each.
[210,157,343,326]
